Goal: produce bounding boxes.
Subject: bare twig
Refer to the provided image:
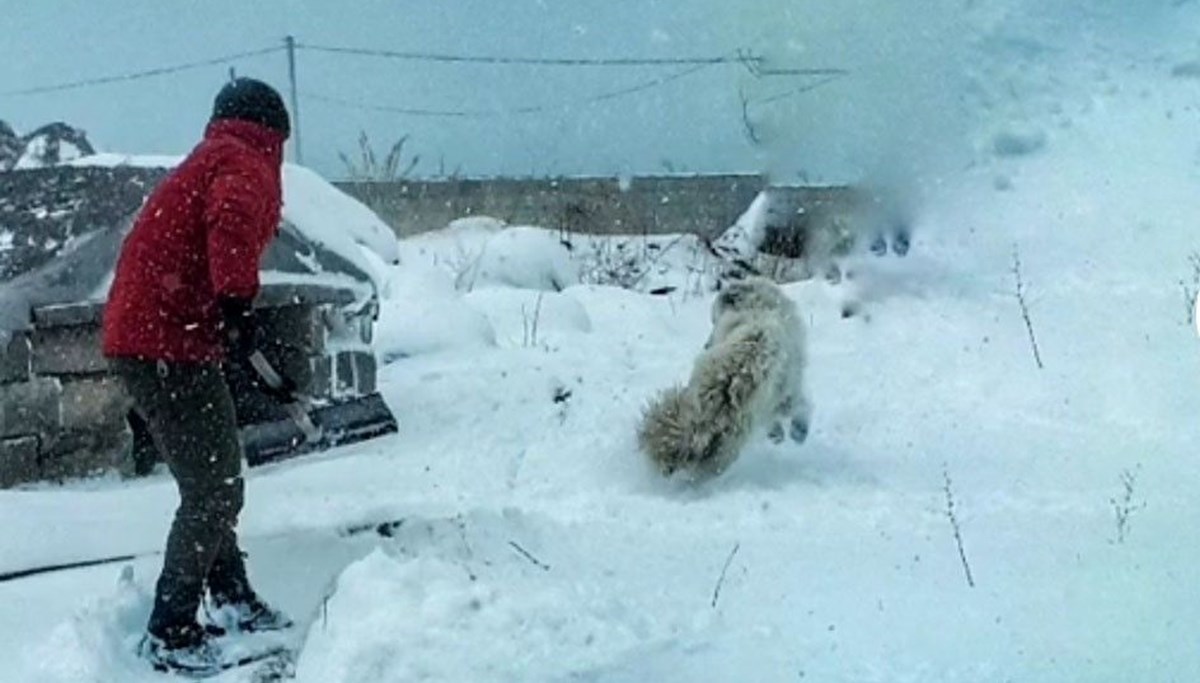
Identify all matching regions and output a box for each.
[942,464,976,588]
[625,233,689,289]
[341,129,419,181]
[1180,252,1200,326]
[531,292,543,345]
[521,293,545,347]
[454,515,478,581]
[1110,465,1145,544]
[451,241,486,292]
[710,542,741,608]
[508,541,550,571]
[739,88,762,146]
[1012,244,1044,369]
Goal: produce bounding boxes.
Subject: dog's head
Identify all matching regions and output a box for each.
[712,276,792,321]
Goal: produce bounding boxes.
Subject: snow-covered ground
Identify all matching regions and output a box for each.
[6,21,1200,683]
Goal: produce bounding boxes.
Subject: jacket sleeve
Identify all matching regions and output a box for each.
[204,156,279,300]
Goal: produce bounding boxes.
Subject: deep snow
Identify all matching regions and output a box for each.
[5,13,1200,683]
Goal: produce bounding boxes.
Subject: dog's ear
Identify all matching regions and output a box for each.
[718,286,743,310]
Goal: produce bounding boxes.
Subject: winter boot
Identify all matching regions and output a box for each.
[206,592,294,634]
[139,623,222,676]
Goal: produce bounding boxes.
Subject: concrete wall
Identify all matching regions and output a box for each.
[336,175,871,254]
[337,174,779,239]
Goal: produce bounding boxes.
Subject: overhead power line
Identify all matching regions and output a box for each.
[754,72,848,106]
[302,58,721,119]
[1,40,847,101]
[303,93,481,118]
[1,46,283,97]
[296,43,849,78]
[297,42,757,67]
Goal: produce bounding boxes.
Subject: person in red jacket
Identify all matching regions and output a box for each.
[104,78,294,674]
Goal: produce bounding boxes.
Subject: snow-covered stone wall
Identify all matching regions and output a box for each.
[0,162,395,487]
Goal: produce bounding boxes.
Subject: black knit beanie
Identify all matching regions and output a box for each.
[211,78,291,138]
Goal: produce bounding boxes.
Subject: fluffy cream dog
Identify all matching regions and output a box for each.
[638,277,811,480]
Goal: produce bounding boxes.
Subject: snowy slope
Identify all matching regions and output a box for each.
[5,17,1200,683]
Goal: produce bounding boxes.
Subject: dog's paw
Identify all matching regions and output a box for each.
[768,421,786,444]
[789,416,810,444]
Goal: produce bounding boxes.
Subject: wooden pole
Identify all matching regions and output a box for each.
[284,35,304,165]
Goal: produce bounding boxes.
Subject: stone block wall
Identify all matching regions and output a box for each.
[0,314,129,488]
[0,283,380,488]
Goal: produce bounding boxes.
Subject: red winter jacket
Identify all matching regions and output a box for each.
[103,119,285,363]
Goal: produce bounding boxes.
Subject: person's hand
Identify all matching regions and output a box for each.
[218,296,256,363]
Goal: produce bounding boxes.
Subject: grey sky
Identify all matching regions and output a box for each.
[1,1,786,179]
[0,1,1185,182]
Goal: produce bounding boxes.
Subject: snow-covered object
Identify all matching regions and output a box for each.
[12,123,95,170]
[457,226,580,292]
[283,164,401,286]
[0,120,21,170]
[65,153,183,169]
[0,160,396,341]
[64,155,400,295]
[712,191,771,260]
[374,261,496,361]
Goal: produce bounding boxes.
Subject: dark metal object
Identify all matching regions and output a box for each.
[241,394,398,467]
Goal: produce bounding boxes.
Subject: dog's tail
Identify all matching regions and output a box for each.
[642,332,777,478]
[637,385,696,476]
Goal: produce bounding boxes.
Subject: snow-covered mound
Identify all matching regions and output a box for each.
[402,217,724,297]
[295,542,671,683]
[23,569,152,683]
[457,226,580,293]
[398,218,580,293]
[464,287,593,348]
[374,262,497,361]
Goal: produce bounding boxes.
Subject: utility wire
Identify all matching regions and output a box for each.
[297,42,758,67]
[303,93,482,118]
[1,45,283,97]
[753,72,848,106]
[297,42,848,78]
[303,58,721,118]
[1,41,847,100]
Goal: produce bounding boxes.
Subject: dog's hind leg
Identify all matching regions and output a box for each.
[775,393,811,445]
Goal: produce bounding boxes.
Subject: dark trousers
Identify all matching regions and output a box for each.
[112,358,253,636]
